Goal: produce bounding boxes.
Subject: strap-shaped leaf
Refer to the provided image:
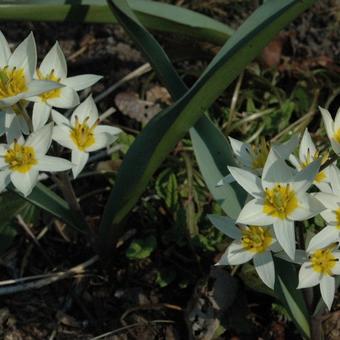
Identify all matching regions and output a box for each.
[0,0,233,45]
[16,183,87,233]
[100,0,316,232]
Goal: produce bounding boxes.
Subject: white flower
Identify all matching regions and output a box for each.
[52,95,121,178]
[0,32,62,141]
[228,149,324,259]
[309,165,340,251]
[218,134,298,186]
[320,106,340,155]
[209,214,280,289]
[297,244,340,310]
[28,42,102,131]
[289,129,331,192]
[0,123,72,196]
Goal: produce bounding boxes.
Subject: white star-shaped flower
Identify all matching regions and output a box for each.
[28,41,102,131]
[52,95,121,178]
[0,123,72,196]
[320,106,340,155]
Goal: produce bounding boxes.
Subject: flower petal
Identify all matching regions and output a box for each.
[61,74,102,91]
[39,41,67,79]
[71,95,98,125]
[25,123,53,156]
[85,132,110,152]
[226,241,254,265]
[289,193,325,221]
[52,125,76,150]
[314,192,340,211]
[24,79,63,99]
[32,102,51,131]
[254,252,275,289]
[51,109,70,126]
[228,137,252,167]
[299,129,316,161]
[328,165,340,196]
[320,275,335,311]
[95,124,122,136]
[46,86,79,109]
[227,166,262,198]
[71,150,89,178]
[273,219,296,260]
[237,199,275,226]
[207,214,242,240]
[273,133,299,159]
[38,155,72,172]
[0,169,10,192]
[306,226,340,252]
[0,31,11,67]
[10,169,39,197]
[297,262,321,288]
[290,160,320,193]
[320,107,334,142]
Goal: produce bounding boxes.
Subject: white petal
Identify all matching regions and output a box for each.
[236,199,275,226]
[95,124,122,136]
[328,165,340,196]
[52,125,76,150]
[71,95,98,125]
[297,262,322,288]
[320,209,337,225]
[24,79,63,99]
[215,249,230,266]
[228,137,252,167]
[0,94,24,107]
[10,169,39,197]
[314,192,340,211]
[25,123,53,156]
[262,148,295,188]
[5,113,22,144]
[38,155,72,172]
[320,275,335,310]
[275,249,308,265]
[320,107,334,141]
[46,86,79,109]
[289,154,301,170]
[8,32,36,81]
[39,41,67,79]
[306,226,340,252]
[335,107,340,131]
[61,74,102,91]
[32,102,51,131]
[273,219,296,260]
[0,32,11,67]
[227,166,262,198]
[290,160,320,193]
[299,129,316,160]
[71,150,89,178]
[207,214,242,240]
[51,109,70,126]
[85,132,110,152]
[273,133,299,159]
[332,252,340,275]
[17,114,29,135]
[289,193,325,221]
[216,174,234,186]
[254,252,275,289]
[226,241,254,265]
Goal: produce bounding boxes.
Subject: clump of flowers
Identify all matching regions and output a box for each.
[210,106,340,310]
[0,32,121,196]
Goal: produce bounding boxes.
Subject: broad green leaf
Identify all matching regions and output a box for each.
[16,183,87,233]
[125,235,157,260]
[0,0,233,45]
[274,258,311,339]
[100,0,317,236]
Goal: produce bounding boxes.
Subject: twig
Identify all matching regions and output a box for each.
[0,255,99,295]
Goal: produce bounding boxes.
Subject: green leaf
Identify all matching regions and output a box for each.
[100,0,317,237]
[0,0,233,45]
[15,183,86,233]
[125,235,157,260]
[274,258,311,339]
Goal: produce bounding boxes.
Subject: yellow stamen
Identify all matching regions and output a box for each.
[241,225,272,253]
[335,208,340,230]
[251,137,270,169]
[4,141,37,173]
[334,129,340,144]
[0,66,27,99]
[70,115,98,151]
[310,246,338,275]
[36,68,61,101]
[300,148,328,183]
[263,183,298,219]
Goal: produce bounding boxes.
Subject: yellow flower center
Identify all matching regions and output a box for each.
[300,149,328,183]
[263,183,298,219]
[36,69,61,101]
[241,225,273,253]
[251,137,270,169]
[310,247,338,275]
[70,116,98,151]
[4,142,37,173]
[0,66,27,99]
